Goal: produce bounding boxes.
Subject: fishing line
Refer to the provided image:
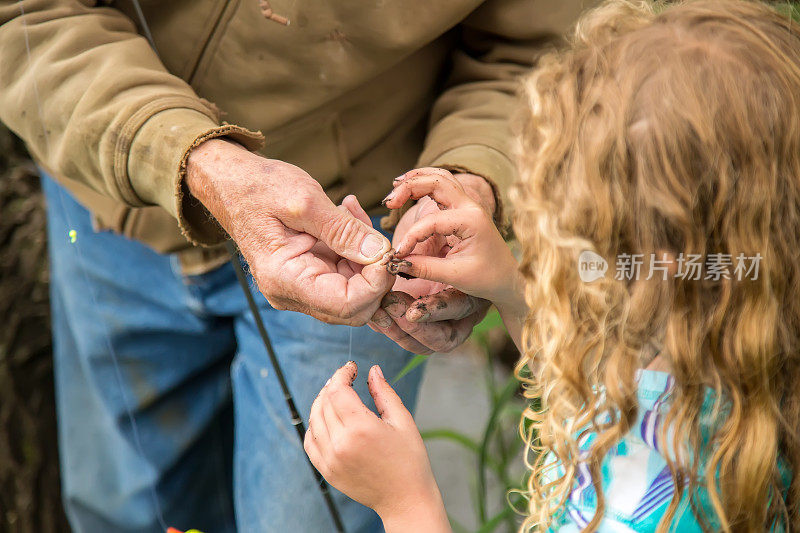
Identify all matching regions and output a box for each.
[16,2,168,530]
[348,326,353,360]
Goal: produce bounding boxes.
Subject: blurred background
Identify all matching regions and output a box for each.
[1,124,69,532]
[0,123,526,533]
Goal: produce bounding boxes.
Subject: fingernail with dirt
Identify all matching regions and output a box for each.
[381,191,395,205]
[407,307,430,322]
[345,361,358,383]
[407,301,431,322]
[360,234,386,259]
[374,365,384,381]
[372,313,392,328]
[381,293,406,318]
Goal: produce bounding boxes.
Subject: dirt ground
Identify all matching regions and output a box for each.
[0,125,69,532]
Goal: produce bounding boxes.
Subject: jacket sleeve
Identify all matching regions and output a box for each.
[417,0,587,227]
[0,0,264,245]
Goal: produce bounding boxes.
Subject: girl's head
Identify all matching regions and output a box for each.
[512,0,800,530]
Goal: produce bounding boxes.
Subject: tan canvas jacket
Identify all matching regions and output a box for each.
[0,0,585,273]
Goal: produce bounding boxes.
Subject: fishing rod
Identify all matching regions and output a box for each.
[225,242,346,532]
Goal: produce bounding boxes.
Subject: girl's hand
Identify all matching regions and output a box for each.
[383,168,524,314]
[304,362,450,533]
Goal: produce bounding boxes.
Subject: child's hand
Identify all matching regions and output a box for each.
[304,362,450,532]
[383,168,522,311]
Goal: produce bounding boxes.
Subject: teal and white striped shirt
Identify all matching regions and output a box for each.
[548,370,719,532]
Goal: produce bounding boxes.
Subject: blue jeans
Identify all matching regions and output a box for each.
[42,176,423,533]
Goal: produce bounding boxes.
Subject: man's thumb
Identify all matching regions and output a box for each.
[368,365,411,424]
[321,204,391,265]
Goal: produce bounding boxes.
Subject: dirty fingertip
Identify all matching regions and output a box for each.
[345,360,358,382]
[392,242,409,257]
[406,305,431,323]
[381,191,396,206]
[370,365,385,382]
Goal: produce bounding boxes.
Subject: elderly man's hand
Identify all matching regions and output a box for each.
[186,138,394,325]
[368,168,495,353]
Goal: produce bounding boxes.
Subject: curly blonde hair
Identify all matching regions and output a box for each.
[512,1,800,531]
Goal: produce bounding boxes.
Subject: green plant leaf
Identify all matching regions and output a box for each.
[420,429,506,476]
[470,308,506,352]
[420,429,480,452]
[471,307,505,338]
[447,514,470,533]
[392,353,430,383]
[477,377,519,523]
[474,504,517,533]
[775,2,800,22]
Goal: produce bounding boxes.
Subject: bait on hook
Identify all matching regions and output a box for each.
[383,250,415,279]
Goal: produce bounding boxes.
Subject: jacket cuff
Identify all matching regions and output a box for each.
[126,106,265,246]
[421,144,515,230]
